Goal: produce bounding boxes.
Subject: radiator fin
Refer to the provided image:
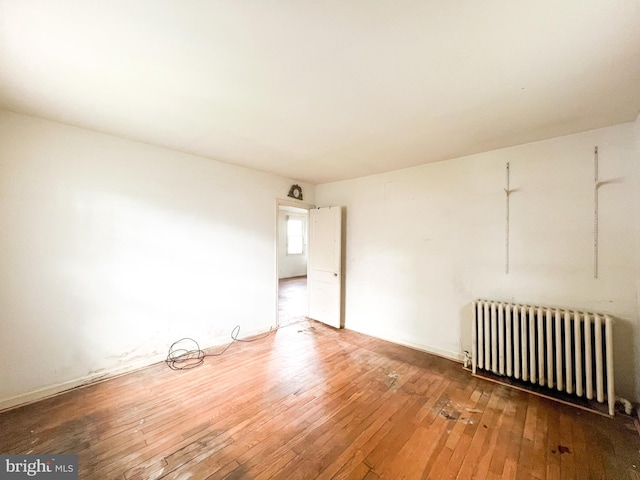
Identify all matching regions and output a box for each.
[471,300,615,416]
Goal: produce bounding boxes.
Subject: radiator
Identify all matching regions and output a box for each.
[471,300,615,416]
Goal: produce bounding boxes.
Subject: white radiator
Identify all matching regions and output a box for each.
[471,300,615,416]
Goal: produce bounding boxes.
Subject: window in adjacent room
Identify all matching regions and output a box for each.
[286,215,305,255]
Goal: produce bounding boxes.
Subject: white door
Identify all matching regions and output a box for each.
[308,206,343,328]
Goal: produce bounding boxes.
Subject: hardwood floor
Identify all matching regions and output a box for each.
[278,276,307,327]
[1,320,639,479]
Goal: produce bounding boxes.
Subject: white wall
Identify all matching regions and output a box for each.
[0,110,314,410]
[278,208,309,279]
[316,120,640,402]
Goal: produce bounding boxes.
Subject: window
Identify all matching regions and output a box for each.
[286,216,305,255]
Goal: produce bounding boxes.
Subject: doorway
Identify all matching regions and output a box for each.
[278,276,307,326]
[277,203,311,327]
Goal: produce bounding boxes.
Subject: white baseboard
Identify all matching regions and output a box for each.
[0,352,167,412]
[345,326,464,363]
[0,325,274,412]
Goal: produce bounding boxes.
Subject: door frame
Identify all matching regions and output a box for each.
[275,198,315,328]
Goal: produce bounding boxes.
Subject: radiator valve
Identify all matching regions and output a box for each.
[616,397,633,415]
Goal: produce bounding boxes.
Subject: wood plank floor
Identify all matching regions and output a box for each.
[1,320,639,479]
[278,276,307,327]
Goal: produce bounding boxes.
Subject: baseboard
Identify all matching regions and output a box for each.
[0,325,274,413]
[0,352,168,412]
[345,325,464,363]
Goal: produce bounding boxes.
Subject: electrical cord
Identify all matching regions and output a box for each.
[165,325,273,370]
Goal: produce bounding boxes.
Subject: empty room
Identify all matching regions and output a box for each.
[1,1,640,479]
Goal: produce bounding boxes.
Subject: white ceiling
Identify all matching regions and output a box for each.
[1,1,639,184]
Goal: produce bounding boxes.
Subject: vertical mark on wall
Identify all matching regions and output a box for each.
[384,182,393,201]
[593,146,599,279]
[505,162,511,274]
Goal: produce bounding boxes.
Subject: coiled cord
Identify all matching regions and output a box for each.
[165,325,271,370]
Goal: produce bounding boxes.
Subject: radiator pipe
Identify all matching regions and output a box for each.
[616,397,632,416]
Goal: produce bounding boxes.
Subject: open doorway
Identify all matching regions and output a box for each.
[277,204,310,327]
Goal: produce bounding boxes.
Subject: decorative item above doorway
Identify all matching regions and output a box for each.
[287,184,303,200]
